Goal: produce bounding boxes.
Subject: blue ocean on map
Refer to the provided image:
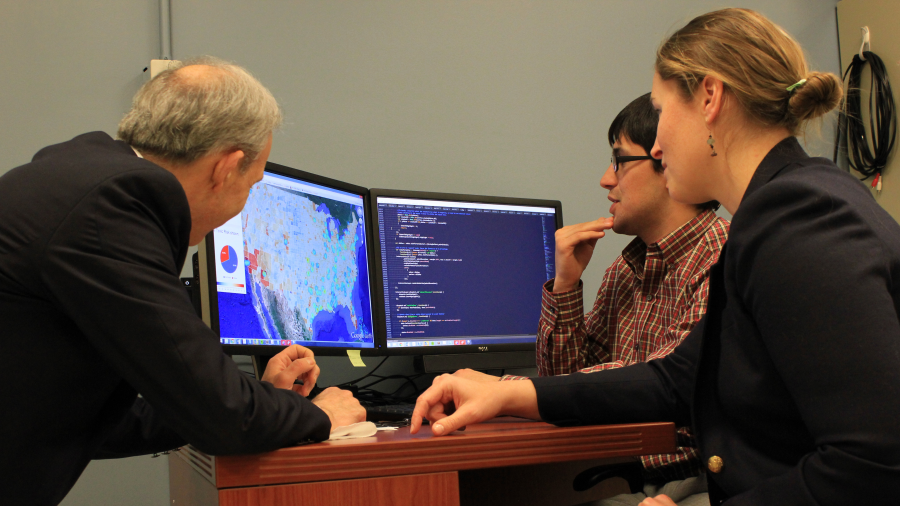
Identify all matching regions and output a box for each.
[311,305,355,341]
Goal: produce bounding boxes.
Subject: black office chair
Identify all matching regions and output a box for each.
[572,461,644,494]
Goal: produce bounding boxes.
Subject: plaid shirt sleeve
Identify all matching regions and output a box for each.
[501,273,614,382]
[535,272,616,376]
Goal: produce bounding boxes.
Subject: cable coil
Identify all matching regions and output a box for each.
[834,51,897,189]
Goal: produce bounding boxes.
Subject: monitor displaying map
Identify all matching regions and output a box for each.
[209,166,375,350]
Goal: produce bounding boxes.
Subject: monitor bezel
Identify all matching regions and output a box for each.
[203,161,381,357]
[368,188,563,357]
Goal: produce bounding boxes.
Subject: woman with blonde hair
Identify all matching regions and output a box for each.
[412,8,900,505]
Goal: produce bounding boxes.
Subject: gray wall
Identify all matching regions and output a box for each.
[0,1,841,505]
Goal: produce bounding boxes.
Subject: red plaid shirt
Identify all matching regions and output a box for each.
[504,209,728,483]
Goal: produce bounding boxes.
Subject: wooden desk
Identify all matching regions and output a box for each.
[169,418,675,506]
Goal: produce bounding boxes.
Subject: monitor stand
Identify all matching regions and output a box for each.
[413,351,536,373]
[250,355,273,379]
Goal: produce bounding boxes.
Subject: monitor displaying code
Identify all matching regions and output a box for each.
[213,172,374,349]
[376,196,556,349]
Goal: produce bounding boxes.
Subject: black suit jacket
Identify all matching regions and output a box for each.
[533,137,900,504]
[0,132,330,506]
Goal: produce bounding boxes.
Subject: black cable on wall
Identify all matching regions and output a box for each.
[834,51,897,190]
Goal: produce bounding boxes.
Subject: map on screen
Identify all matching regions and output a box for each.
[213,172,374,348]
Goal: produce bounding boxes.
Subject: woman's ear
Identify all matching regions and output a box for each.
[699,75,726,126]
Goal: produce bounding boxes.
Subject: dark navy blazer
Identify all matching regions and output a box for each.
[0,132,330,506]
[534,137,900,504]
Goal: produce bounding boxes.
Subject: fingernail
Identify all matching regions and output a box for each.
[305,358,313,366]
[433,424,444,435]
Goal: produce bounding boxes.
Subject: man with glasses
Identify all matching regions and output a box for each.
[457,93,727,503]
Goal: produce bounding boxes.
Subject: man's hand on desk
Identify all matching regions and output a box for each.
[453,368,501,383]
[261,344,320,396]
[411,375,541,436]
[312,387,366,430]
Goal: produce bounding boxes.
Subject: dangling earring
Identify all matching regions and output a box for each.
[707,133,718,157]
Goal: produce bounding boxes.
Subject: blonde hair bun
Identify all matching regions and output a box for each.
[656,8,843,135]
[789,72,843,121]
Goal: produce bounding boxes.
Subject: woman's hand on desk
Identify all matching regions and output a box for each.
[261,344,320,396]
[312,387,366,430]
[639,495,676,506]
[453,368,501,383]
[411,375,541,436]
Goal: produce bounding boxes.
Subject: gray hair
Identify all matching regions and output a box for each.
[117,56,282,170]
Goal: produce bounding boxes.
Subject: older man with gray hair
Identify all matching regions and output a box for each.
[0,57,364,506]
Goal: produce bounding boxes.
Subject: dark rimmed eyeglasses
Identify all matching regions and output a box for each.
[611,154,658,173]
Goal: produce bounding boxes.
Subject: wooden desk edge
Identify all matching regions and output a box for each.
[178,420,676,489]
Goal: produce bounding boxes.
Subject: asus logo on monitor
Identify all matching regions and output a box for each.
[478,346,488,352]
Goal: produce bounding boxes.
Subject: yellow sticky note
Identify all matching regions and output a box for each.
[347,350,366,367]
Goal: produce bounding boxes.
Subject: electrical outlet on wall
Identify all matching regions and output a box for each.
[148,59,180,79]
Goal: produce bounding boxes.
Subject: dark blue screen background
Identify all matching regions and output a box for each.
[378,203,555,341]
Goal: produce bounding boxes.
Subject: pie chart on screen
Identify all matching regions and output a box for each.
[220,245,238,274]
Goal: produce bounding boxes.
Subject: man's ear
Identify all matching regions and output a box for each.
[699,75,726,126]
[209,149,246,191]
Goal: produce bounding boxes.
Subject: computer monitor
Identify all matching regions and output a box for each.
[198,162,377,356]
[369,189,562,371]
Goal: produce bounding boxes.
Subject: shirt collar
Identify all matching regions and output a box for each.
[131,146,144,158]
[622,209,721,273]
